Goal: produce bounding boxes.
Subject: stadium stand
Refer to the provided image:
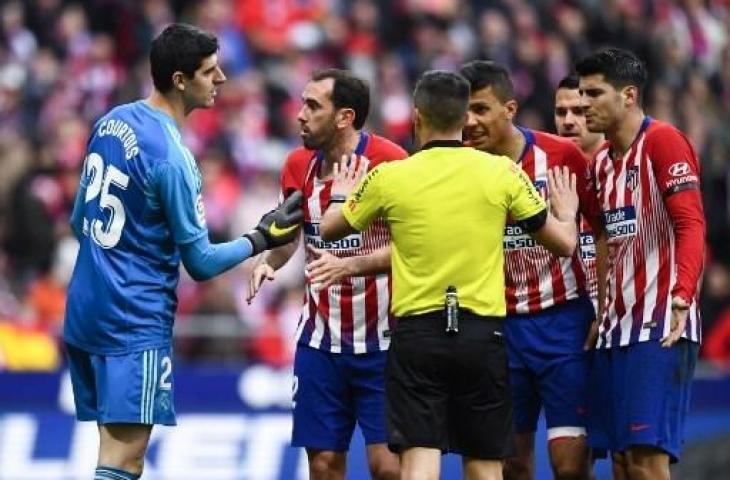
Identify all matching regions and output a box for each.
[0,0,727,366]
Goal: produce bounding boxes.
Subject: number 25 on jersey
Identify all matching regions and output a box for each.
[83,152,130,249]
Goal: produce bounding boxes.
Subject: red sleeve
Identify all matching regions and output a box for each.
[280,150,310,199]
[704,310,730,362]
[650,126,702,196]
[663,191,705,301]
[365,136,409,170]
[648,127,706,302]
[563,142,602,230]
[380,140,409,161]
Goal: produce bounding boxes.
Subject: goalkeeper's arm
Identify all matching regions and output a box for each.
[180,191,303,282]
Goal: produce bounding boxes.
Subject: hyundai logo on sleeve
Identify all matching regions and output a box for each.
[669,162,691,177]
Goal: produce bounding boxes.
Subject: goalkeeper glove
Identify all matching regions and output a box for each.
[244,191,304,255]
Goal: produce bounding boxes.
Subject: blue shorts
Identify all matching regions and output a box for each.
[587,339,698,462]
[65,343,176,426]
[505,297,594,439]
[292,345,388,451]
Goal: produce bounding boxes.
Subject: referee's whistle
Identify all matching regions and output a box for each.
[445,285,459,335]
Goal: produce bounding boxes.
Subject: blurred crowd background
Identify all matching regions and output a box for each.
[0,0,728,371]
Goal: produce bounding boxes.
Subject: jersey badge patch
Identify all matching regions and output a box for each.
[626,166,639,191]
[196,194,206,227]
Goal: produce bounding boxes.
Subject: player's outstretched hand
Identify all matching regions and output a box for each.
[548,166,578,221]
[246,263,275,304]
[661,296,689,348]
[305,245,352,290]
[245,191,304,255]
[331,154,369,198]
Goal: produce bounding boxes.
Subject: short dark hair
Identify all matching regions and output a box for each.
[458,60,515,102]
[311,69,370,130]
[413,70,470,131]
[150,24,219,93]
[575,48,647,95]
[557,74,579,90]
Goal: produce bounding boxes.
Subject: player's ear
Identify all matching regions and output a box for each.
[336,108,355,129]
[172,71,186,92]
[504,99,518,121]
[412,107,425,137]
[622,85,638,107]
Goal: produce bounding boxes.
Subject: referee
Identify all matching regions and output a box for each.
[320,70,580,480]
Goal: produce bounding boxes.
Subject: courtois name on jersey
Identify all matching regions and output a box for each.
[64,101,207,355]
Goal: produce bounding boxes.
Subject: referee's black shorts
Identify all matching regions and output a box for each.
[386,309,515,459]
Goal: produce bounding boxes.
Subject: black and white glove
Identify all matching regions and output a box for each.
[244,191,304,255]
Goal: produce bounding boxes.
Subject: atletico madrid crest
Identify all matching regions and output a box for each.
[626,166,639,191]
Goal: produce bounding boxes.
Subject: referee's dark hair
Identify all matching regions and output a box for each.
[413,70,470,131]
[312,69,370,130]
[459,60,515,102]
[150,23,219,93]
[575,48,647,102]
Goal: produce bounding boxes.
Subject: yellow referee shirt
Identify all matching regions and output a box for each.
[342,141,546,317]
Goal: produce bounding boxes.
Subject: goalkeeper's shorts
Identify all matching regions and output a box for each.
[66,342,177,426]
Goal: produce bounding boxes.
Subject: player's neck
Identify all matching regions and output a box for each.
[583,135,605,158]
[320,128,361,177]
[494,125,527,163]
[145,90,186,127]
[607,109,645,157]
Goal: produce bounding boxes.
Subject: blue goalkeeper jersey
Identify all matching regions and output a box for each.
[64,101,209,355]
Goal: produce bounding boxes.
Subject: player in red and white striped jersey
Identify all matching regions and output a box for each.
[589,118,703,348]
[554,74,607,311]
[460,61,600,480]
[281,132,401,354]
[499,128,594,314]
[246,69,406,480]
[577,48,705,479]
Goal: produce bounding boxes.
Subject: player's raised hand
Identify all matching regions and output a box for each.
[661,296,689,348]
[245,191,303,255]
[246,263,276,304]
[305,244,353,290]
[548,166,578,222]
[331,154,370,198]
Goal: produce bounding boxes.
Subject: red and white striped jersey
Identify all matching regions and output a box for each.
[504,128,598,315]
[579,217,599,310]
[280,132,408,354]
[579,151,599,309]
[593,117,703,348]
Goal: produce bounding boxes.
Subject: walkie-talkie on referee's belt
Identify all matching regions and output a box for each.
[445,285,459,335]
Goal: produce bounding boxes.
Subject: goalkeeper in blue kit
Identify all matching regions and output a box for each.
[63,24,302,480]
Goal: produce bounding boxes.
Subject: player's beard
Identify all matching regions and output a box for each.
[302,121,337,150]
